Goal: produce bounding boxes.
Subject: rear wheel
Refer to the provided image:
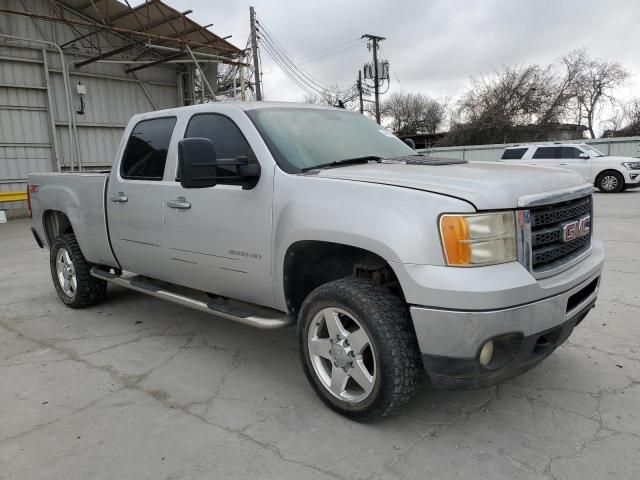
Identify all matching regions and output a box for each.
[596,171,624,193]
[50,233,107,308]
[298,278,422,421]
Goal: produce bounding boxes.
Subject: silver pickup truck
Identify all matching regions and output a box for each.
[28,102,604,421]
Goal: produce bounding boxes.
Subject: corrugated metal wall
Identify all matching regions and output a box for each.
[419,137,640,162]
[0,0,181,210]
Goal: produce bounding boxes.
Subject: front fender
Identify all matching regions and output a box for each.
[271,170,475,309]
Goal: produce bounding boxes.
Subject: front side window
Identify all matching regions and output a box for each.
[560,147,583,159]
[246,107,416,173]
[121,117,176,180]
[185,114,252,160]
[179,114,253,182]
[532,146,561,159]
[501,148,528,160]
[583,144,605,157]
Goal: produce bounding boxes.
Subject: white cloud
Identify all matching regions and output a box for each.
[167,0,639,130]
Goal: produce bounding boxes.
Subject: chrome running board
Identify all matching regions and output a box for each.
[90,267,294,330]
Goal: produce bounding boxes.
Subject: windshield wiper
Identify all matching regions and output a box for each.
[300,155,383,172]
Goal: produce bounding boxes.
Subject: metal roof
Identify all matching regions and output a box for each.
[1,0,244,67]
[62,0,241,53]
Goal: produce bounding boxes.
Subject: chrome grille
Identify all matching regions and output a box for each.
[528,195,592,270]
[530,197,591,228]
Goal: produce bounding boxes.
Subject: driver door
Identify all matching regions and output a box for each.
[557,146,592,181]
[162,111,275,307]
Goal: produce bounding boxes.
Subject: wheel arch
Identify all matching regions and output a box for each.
[43,210,74,246]
[281,240,405,316]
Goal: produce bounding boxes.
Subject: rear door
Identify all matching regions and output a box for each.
[530,146,561,167]
[162,110,275,307]
[557,146,591,181]
[107,116,177,279]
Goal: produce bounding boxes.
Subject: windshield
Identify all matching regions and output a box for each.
[246,107,416,173]
[583,144,605,157]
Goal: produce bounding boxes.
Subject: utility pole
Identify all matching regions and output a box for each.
[249,6,262,101]
[361,33,385,124]
[357,70,364,114]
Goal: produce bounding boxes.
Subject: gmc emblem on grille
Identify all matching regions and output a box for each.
[561,215,591,242]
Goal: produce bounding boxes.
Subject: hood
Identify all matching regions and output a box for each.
[600,155,637,163]
[312,161,588,210]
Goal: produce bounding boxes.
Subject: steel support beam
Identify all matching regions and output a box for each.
[124,51,185,73]
[75,41,144,67]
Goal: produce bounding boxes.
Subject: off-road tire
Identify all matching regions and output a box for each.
[298,278,422,422]
[596,170,624,193]
[50,233,107,308]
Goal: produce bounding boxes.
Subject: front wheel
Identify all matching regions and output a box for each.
[298,278,422,421]
[596,171,624,193]
[50,233,107,308]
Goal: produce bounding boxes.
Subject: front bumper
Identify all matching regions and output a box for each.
[420,295,596,389]
[407,241,604,390]
[623,169,640,188]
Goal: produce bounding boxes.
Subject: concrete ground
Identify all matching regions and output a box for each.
[1,191,639,480]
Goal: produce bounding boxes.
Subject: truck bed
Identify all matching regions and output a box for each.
[28,172,118,268]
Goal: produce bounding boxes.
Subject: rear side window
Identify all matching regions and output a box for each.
[501,148,528,160]
[121,117,177,180]
[532,146,561,159]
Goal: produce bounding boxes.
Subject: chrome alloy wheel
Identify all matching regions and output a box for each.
[55,247,77,298]
[307,307,376,403]
[602,175,618,191]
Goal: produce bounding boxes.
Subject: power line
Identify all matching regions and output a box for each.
[258,34,327,97]
[255,14,357,100]
[297,39,365,65]
[257,17,350,93]
[259,34,357,100]
[259,40,327,96]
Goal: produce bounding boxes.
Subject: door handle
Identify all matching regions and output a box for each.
[559,163,568,165]
[110,192,128,203]
[167,197,191,210]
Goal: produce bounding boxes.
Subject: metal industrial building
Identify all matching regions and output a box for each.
[0,0,246,215]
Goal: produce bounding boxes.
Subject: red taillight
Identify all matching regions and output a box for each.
[26,184,32,218]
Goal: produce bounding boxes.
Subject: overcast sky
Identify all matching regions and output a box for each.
[167,0,639,129]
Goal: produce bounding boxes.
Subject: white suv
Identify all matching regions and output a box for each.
[500,143,640,193]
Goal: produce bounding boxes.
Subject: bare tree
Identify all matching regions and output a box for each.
[448,64,560,144]
[570,53,629,138]
[457,65,551,127]
[445,49,631,145]
[602,98,640,137]
[303,84,359,111]
[380,92,447,135]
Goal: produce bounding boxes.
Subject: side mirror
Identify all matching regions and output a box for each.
[178,137,218,189]
[404,138,416,150]
[579,153,590,159]
[178,138,261,190]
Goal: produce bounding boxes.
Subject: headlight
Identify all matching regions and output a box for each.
[622,161,640,170]
[439,212,517,266]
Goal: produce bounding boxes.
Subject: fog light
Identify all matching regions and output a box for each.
[479,340,494,366]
